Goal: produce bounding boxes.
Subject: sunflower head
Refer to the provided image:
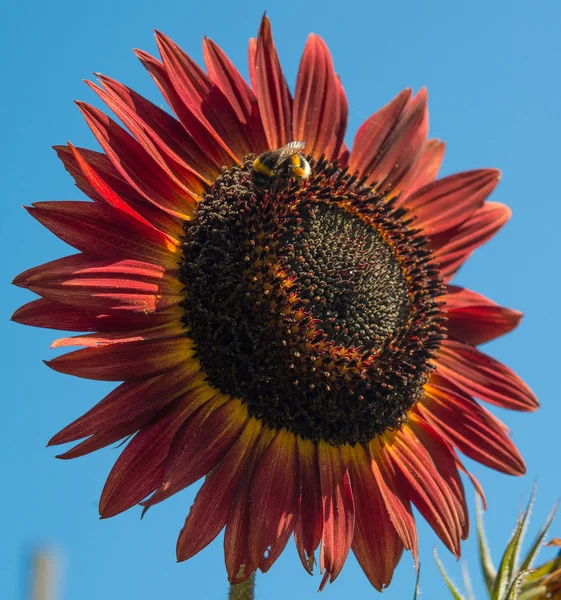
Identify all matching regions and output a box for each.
[181,152,445,446]
[12,15,538,592]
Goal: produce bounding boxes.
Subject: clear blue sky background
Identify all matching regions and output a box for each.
[2,0,560,598]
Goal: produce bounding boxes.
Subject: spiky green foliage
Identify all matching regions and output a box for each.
[432,490,559,600]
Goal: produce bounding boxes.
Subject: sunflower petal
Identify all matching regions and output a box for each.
[343,443,403,591]
[409,418,470,540]
[203,37,268,153]
[134,48,235,170]
[225,426,276,584]
[95,73,217,184]
[407,169,501,235]
[372,88,429,194]
[385,427,461,556]
[437,339,538,411]
[397,139,446,203]
[11,298,174,332]
[54,144,185,238]
[249,429,299,572]
[318,440,355,589]
[48,365,198,446]
[254,15,292,149]
[419,384,526,475]
[444,286,522,345]
[349,89,411,178]
[142,397,246,508]
[370,438,419,564]
[76,102,198,219]
[431,201,511,280]
[98,395,200,518]
[46,336,193,381]
[294,436,323,573]
[293,34,348,161]
[154,31,252,161]
[13,254,181,314]
[176,418,261,561]
[86,80,208,201]
[27,201,178,265]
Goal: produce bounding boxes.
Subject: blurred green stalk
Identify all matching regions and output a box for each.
[229,573,256,600]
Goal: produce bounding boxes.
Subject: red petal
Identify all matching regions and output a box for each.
[135,49,235,170]
[318,440,355,589]
[397,139,446,203]
[56,374,209,459]
[371,89,429,194]
[86,81,207,202]
[203,37,268,154]
[406,169,501,235]
[384,427,461,556]
[293,34,348,161]
[248,38,257,92]
[249,429,299,572]
[46,335,193,381]
[343,444,403,591]
[431,201,511,280]
[349,89,411,179]
[294,436,323,574]
[11,298,175,332]
[76,102,198,219]
[54,145,184,239]
[50,320,183,349]
[48,365,199,446]
[13,254,181,314]
[176,418,261,561]
[254,16,292,149]
[98,394,200,518]
[437,339,538,411]
[443,285,522,345]
[69,142,178,234]
[224,426,276,584]
[369,438,418,564]
[96,73,218,184]
[155,32,252,161]
[142,397,247,509]
[418,384,526,475]
[409,418,470,540]
[27,201,178,265]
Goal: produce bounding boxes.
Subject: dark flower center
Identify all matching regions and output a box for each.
[180,157,445,445]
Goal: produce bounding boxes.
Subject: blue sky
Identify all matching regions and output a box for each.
[2,0,560,598]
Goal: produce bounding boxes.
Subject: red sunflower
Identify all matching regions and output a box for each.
[12,16,538,591]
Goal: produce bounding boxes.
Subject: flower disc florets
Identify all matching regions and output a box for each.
[181,157,445,445]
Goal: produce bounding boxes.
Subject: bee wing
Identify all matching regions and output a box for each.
[277,141,306,162]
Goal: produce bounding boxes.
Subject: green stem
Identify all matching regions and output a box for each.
[228,573,256,600]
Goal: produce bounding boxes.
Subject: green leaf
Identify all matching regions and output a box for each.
[434,549,466,600]
[521,553,561,590]
[518,586,549,600]
[504,569,534,600]
[492,490,536,600]
[413,565,421,600]
[519,502,558,572]
[462,562,476,600]
[476,495,497,595]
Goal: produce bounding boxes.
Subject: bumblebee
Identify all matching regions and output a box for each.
[251,141,311,191]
